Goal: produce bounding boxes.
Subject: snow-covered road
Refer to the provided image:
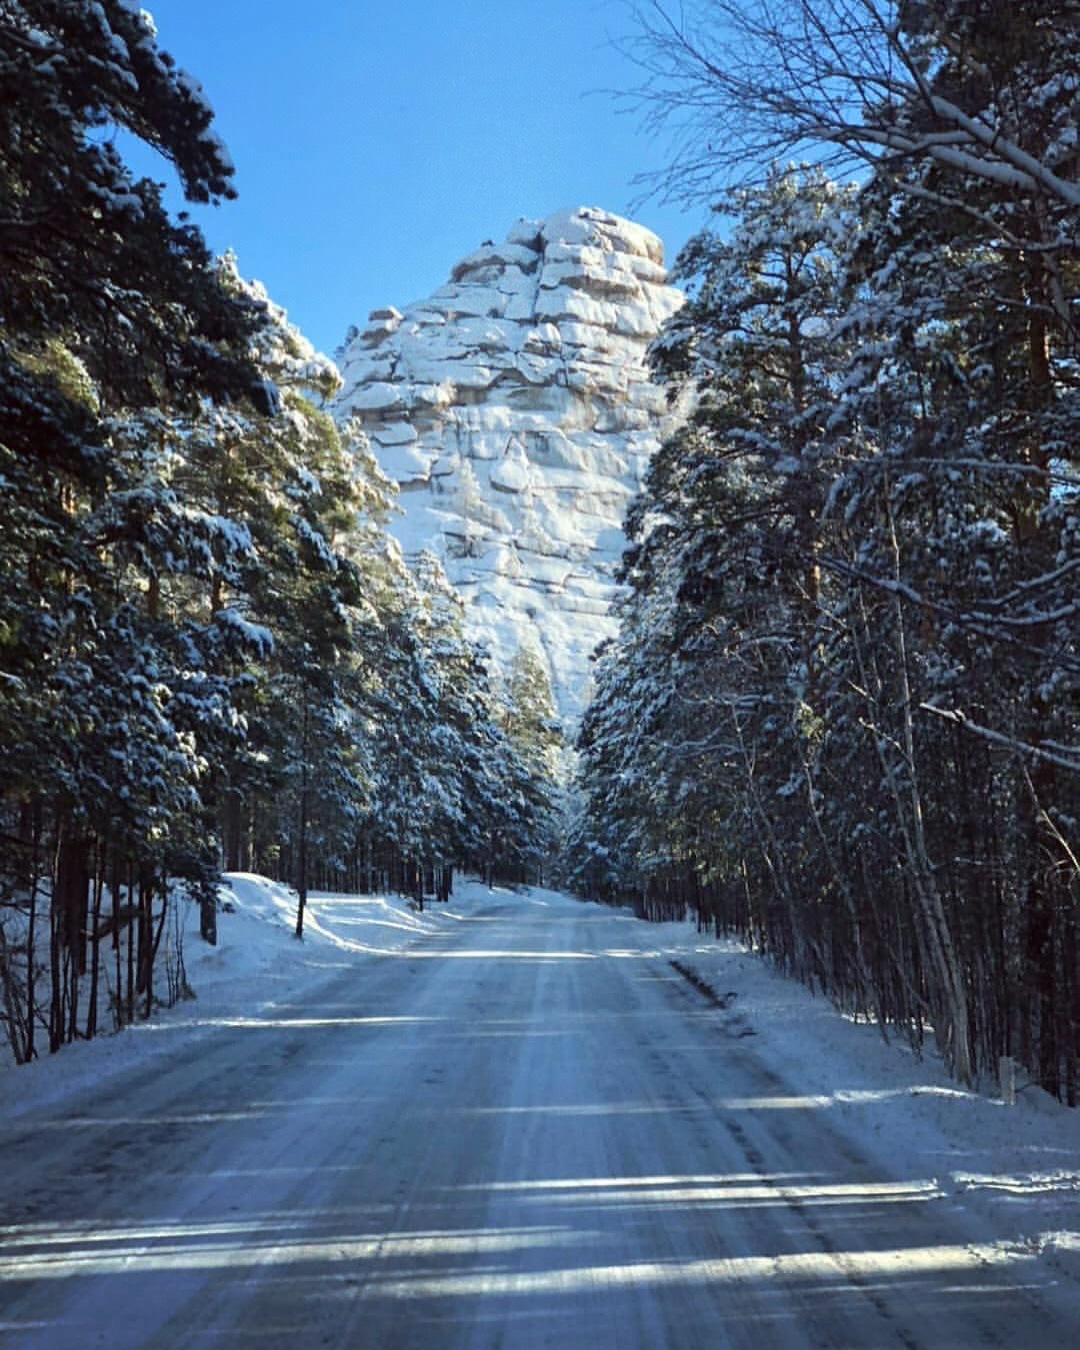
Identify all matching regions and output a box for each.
[2,889,1077,1348]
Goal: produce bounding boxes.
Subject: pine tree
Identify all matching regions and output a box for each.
[493,645,564,884]
[579,12,1080,1095]
[0,1,263,1054]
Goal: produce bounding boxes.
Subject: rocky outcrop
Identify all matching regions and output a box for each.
[334,206,682,722]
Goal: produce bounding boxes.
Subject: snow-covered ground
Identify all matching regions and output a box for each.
[3,879,1078,1348]
[5,874,466,1118]
[666,925,1080,1288]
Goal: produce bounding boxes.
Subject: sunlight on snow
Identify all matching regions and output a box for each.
[444,1178,946,1207]
[0,1217,1033,1290]
[437,1095,852,1117]
[452,1174,807,1190]
[400,949,599,960]
[0,1224,590,1279]
[351,1243,1036,1300]
[127,1013,442,1033]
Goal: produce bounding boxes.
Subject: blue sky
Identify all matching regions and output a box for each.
[131,1,707,359]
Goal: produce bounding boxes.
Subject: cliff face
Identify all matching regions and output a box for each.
[333,206,682,721]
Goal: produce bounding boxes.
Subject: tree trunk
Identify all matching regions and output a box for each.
[126,860,135,1026]
[861,517,975,1087]
[24,805,41,1061]
[85,851,104,1040]
[295,700,310,940]
[146,881,169,1020]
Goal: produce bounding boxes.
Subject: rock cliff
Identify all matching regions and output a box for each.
[333,206,682,722]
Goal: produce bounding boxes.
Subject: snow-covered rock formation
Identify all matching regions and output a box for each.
[334,206,683,722]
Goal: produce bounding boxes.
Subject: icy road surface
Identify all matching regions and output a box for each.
[2,890,1078,1348]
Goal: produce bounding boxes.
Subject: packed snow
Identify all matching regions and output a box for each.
[3,879,1077,1346]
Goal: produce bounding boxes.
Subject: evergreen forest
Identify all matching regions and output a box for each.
[0,0,562,1065]
[569,2,1079,1100]
[1,0,1077,1109]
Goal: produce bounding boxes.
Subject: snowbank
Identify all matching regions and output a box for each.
[4,874,473,1118]
[634,916,1080,1287]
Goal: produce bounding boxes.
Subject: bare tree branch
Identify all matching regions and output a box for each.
[622,1,1080,223]
[920,703,1080,775]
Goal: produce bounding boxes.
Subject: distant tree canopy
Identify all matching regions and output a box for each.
[0,2,562,1065]
[575,3,1079,1099]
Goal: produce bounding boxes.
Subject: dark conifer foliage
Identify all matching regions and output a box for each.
[1,0,265,1056]
[0,4,561,1064]
[574,3,1079,1100]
